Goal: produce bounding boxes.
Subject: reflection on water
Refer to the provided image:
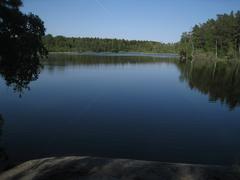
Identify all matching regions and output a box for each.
[178,60,240,110]
[0,114,8,170]
[0,56,42,97]
[2,54,239,110]
[43,54,177,66]
[43,55,240,109]
[0,54,240,168]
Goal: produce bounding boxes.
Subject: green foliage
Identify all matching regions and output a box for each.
[43,35,178,54]
[180,11,240,60]
[0,0,47,60]
[0,0,47,94]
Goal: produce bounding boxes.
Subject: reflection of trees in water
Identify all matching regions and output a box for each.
[178,60,240,110]
[0,114,7,164]
[44,54,177,67]
[0,58,42,96]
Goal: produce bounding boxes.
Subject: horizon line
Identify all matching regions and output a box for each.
[45,34,179,44]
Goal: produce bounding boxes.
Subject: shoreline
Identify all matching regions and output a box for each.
[49,51,179,59]
[0,156,239,180]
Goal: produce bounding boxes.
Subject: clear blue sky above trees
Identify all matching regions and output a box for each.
[22,0,240,43]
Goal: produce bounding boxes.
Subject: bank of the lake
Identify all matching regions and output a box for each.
[191,51,240,62]
[1,156,239,180]
[49,51,179,59]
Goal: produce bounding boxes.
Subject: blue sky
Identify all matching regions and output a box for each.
[21,0,240,43]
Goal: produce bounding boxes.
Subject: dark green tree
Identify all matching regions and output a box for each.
[0,0,47,94]
[180,11,240,60]
[42,35,178,54]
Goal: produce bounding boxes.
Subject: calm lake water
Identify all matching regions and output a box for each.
[0,54,240,167]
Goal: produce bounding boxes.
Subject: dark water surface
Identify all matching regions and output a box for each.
[0,54,240,167]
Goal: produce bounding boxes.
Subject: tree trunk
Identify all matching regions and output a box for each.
[239,43,240,56]
[212,61,217,79]
[215,40,218,58]
[190,60,194,80]
[191,41,194,59]
[236,63,239,79]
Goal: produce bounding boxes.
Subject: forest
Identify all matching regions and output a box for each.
[43,35,178,53]
[180,11,240,60]
[42,11,240,61]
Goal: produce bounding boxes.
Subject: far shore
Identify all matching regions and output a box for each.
[49,51,179,58]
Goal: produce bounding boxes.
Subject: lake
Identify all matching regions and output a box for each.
[0,54,240,168]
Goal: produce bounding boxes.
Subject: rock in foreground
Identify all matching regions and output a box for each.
[0,156,239,180]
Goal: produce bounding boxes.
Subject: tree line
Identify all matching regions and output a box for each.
[180,11,240,60]
[43,11,240,60]
[44,11,240,60]
[43,35,178,53]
